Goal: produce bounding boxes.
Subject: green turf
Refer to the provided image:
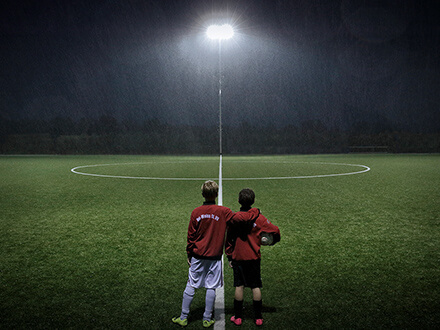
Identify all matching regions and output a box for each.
[0,154,439,329]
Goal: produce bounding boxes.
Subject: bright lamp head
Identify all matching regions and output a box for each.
[207,24,234,40]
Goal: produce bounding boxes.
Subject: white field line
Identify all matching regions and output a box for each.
[214,155,225,330]
[218,156,223,205]
[70,163,213,181]
[214,283,225,329]
[70,162,370,181]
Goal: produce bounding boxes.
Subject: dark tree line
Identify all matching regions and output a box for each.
[1,115,439,154]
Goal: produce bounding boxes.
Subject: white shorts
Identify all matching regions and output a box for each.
[188,257,223,289]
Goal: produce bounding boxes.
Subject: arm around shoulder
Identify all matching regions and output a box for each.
[230,208,260,223]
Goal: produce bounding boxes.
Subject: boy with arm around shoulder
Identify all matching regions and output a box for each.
[226,188,280,326]
[172,181,260,328]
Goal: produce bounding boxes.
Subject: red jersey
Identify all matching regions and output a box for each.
[187,202,260,260]
[226,209,280,261]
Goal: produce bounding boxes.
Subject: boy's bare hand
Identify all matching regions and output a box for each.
[229,261,233,268]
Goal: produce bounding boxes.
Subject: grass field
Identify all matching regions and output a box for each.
[1,154,439,329]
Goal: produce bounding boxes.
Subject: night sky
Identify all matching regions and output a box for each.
[1,0,439,132]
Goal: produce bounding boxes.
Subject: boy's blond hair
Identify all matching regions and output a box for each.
[201,180,219,200]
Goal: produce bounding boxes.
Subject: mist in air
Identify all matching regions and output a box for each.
[1,0,439,154]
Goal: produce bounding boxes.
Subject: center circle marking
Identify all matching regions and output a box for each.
[71,160,370,180]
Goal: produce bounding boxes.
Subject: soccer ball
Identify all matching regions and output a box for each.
[260,232,273,246]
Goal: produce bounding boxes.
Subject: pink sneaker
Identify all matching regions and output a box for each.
[230,316,242,326]
[255,319,263,326]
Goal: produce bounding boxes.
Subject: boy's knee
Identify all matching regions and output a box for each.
[184,284,196,297]
[252,287,262,300]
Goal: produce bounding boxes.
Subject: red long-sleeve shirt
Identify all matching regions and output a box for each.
[226,209,280,261]
[187,202,260,260]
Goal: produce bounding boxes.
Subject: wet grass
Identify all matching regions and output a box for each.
[0,154,439,329]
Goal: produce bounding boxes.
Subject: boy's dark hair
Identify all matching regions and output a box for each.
[239,188,255,207]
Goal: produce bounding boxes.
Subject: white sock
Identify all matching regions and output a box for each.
[180,283,195,319]
[203,288,216,321]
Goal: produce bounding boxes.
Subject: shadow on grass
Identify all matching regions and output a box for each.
[225,303,279,319]
[186,303,279,324]
[186,306,207,323]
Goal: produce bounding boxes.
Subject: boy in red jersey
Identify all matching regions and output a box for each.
[172,181,259,328]
[226,188,280,326]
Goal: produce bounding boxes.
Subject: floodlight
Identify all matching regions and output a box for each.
[207,24,234,40]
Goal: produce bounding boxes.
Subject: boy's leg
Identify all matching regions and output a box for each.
[180,282,196,320]
[252,288,263,322]
[233,286,244,319]
[231,261,245,325]
[172,283,193,326]
[201,259,222,327]
[203,288,216,321]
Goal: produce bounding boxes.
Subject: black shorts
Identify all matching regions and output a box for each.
[232,259,262,289]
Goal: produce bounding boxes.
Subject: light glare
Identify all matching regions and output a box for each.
[207,24,234,40]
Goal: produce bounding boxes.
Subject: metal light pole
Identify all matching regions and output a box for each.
[218,39,223,156]
[207,24,233,207]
